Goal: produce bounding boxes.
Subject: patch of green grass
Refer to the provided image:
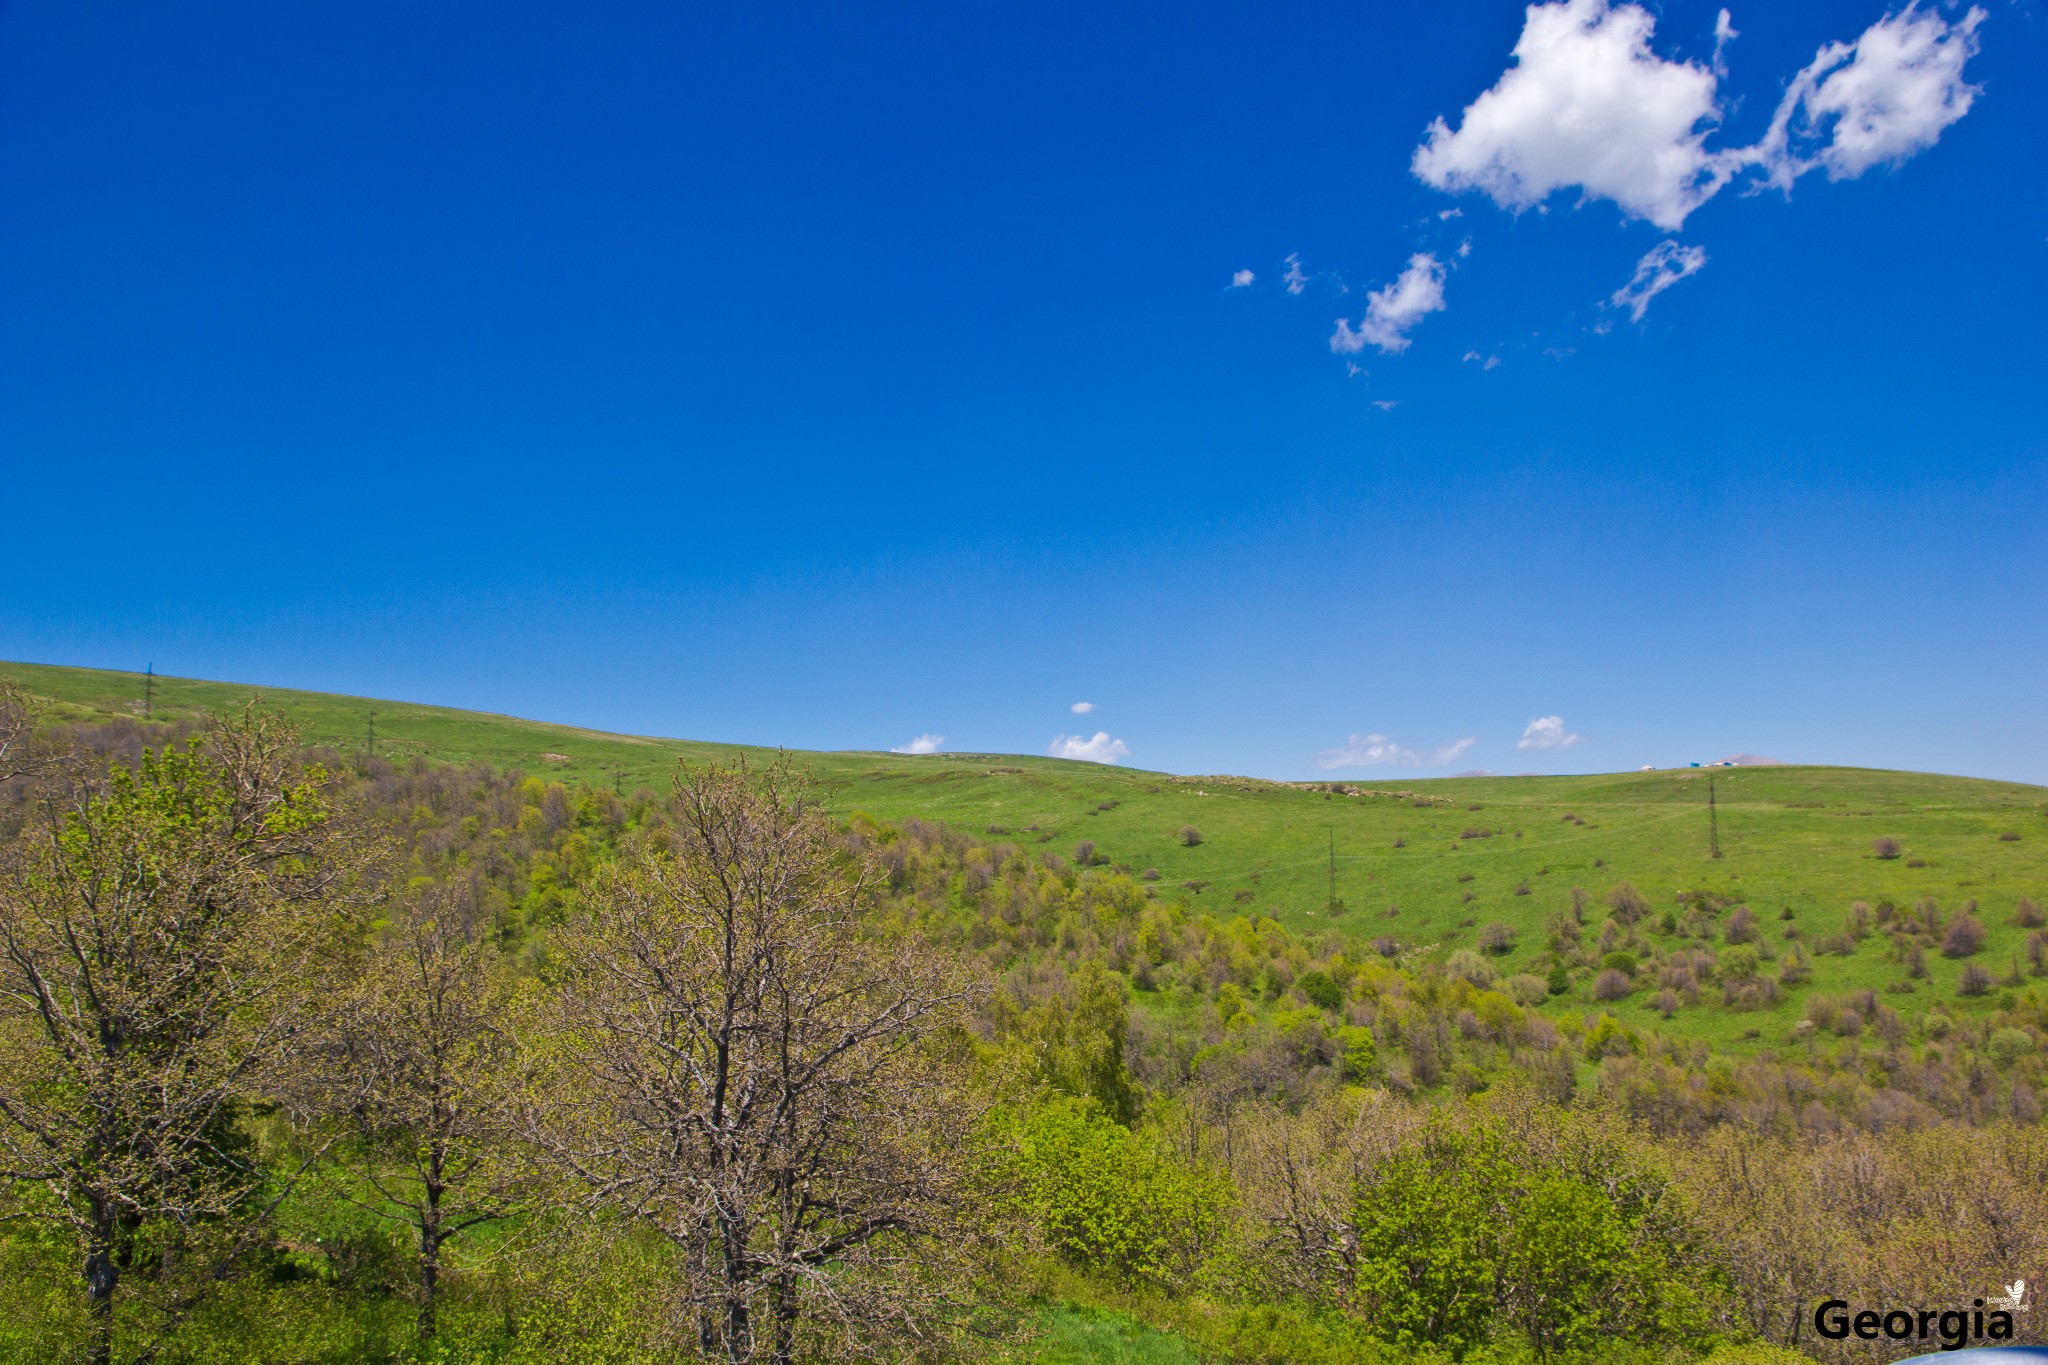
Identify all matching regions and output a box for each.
[1009,1305,1207,1364]
[10,660,2046,1055]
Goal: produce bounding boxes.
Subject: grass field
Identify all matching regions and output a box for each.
[10,659,2046,1054]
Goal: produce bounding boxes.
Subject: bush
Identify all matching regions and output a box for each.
[1941,914,1986,958]
[1872,837,1902,859]
[1009,1100,1229,1290]
[1505,974,1550,1006]
[1724,906,1757,945]
[1339,1026,1379,1082]
[1606,883,1651,924]
[2015,898,2045,929]
[1987,1028,2036,1067]
[1178,825,1203,847]
[1478,923,1516,955]
[1446,949,1497,988]
[1073,839,1097,865]
[1958,963,1994,997]
[1592,969,1632,1001]
[1296,970,1342,1013]
[1600,951,1638,976]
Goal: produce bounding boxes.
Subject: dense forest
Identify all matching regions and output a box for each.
[1,684,2043,1364]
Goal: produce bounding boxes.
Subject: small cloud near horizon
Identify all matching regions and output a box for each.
[891,733,944,755]
[1316,732,1477,770]
[1517,716,1584,752]
[1050,732,1131,764]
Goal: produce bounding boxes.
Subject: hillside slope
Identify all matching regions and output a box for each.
[10,660,2046,1051]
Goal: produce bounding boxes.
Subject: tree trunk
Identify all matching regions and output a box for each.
[419,1148,444,1340]
[84,1204,120,1365]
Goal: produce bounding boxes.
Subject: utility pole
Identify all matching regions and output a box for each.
[365,712,377,758]
[1326,826,1338,911]
[1708,773,1722,860]
[143,663,154,719]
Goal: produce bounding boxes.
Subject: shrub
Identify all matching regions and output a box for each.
[1446,949,1497,988]
[1718,946,1760,982]
[1178,825,1203,847]
[1600,951,1638,976]
[1592,968,1632,1001]
[1477,923,1516,955]
[1958,963,1994,997]
[1724,906,1757,945]
[1846,901,1872,938]
[2029,930,2048,976]
[1073,839,1097,865]
[1296,970,1342,1013]
[1505,974,1549,1006]
[1140,867,1160,881]
[1778,949,1812,986]
[1941,914,1986,958]
[1872,837,1902,859]
[2015,898,2045,929]
[1988,1028,2036,1067]
[1338,1026,1379,1082]
[1999,831,2022,842]
[1606,883,1651,924]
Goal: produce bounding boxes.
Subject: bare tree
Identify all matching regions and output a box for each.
[1872,836,1902,860]
[0,676,50,785]
[0,708,373,1365]
[314,884,529,1340]
[519,759,982,1364]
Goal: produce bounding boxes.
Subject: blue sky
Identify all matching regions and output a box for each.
[3,0,2043,782]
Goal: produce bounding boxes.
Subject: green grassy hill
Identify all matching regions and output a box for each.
[10,659,2046,1054]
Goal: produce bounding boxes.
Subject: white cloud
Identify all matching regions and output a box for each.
[1462,349,1502,370]
[1752,6,1985,190]
[1230,269,1255,288]
[1372,399,1400,411]
[1712,8,1738,74]
[891,733,944,755]
[1516,716,1584,752]
[1411,0,1732,231]
[1049,731,1130,764]
[1610,240,1707,320]
[1282,253,1308,295]
[1330,253,1446,355]
[1409,0,1987,235]
[1069,700,1096,714]
[1315,733,1477,770]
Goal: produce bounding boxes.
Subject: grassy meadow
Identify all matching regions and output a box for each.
[9,657,2046,1063]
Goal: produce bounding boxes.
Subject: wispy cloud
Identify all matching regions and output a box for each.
[1315,733,1477,770]
[1050,731,1130,764]
[1516,715,1584,752]
[1330,253,1447,355]
[1069,700,1096,714]
[1282,253,1308,296]
[1462,349,1502,370]
[1751,6,1984,190]
[1229,269,1255,288]
[891,733,944,755]
[1610,240,1707,320]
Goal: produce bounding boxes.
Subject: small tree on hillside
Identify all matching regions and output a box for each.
[1941,914,1987,959]
[313,886,531,1339]
[0,710,373,1365]
[1178,825,1203,847]
[519,760,982,1364]
[1872,837,1902,860]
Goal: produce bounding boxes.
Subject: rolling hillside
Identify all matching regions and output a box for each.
[9,659,2046,1052]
